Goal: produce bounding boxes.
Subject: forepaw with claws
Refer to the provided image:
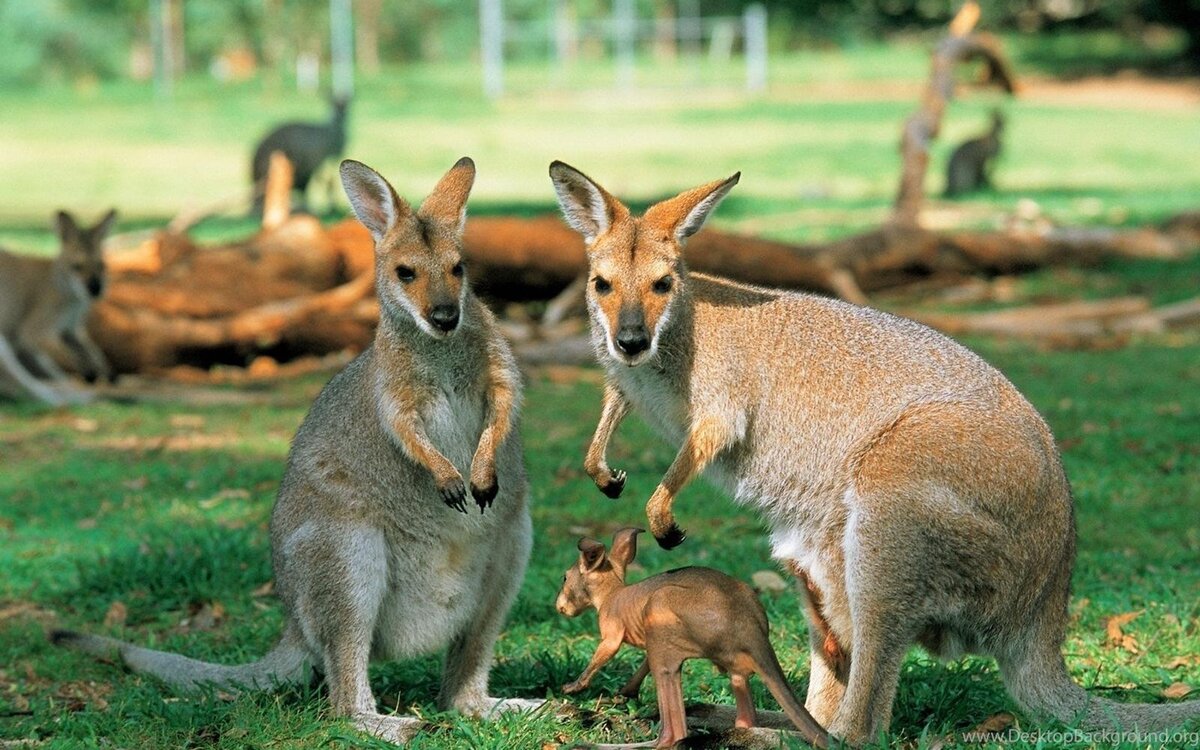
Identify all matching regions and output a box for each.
[654,523,687,550]
[439,477,469,513]
[470,480,498,511]
[597,470,626,499]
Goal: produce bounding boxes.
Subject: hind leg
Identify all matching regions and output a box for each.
[827,500,928,743]
[729,672,757,729]
[649,653,688,748]
[437,503,540,717]
[290,525,420,743]
[791,566,850,727]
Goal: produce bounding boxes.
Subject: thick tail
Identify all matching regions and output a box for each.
[1001,642,1200,733]
[50,624,310,693]
[752,647,831,749]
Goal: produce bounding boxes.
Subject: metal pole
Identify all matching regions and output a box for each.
[744,3,767,93]
[151,0,172,99]
[614,0,635,91]
[330,0,355,99]
[480,0,504,99]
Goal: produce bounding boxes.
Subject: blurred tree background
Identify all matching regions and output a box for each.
[1,0,1196,90]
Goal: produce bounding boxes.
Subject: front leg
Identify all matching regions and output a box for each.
[563,635,624,694]
[64,327,113,384]
[585,383,631,498]
[469,342,520,511]
[379,393,469,513]
[647,414,740,549]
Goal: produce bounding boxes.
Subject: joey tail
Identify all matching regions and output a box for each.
[750,645,832,749]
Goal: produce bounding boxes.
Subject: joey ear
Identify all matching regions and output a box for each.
[577,537,608,573]
[91,209,118,241]
[55,210,80,243]
[549,161,629,244]
[609,527,643,570]
[340,159,411,243]
[643,172,740,242]
[417,156,475,235]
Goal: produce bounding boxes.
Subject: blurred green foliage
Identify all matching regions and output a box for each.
[0,0,1196,89]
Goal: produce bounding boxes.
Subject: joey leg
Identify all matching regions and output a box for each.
[619,658,650,698]
[651,658,687,748]
[730,672,757,729]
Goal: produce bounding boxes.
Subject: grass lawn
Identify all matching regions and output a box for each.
[0,322,1197,748]
[0,31,1198,750]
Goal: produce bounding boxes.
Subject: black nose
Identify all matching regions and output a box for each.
[87,278,103,296]
[615,327,650,356]
[429,305,460,332]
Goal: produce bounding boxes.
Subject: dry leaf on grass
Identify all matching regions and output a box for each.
[1104,610,1142,653]
[181,601,226,631]
[1165,656,1195,670]
[251,580,274,597]
[1162,682,1194,699]
[751,570,789,593]
[103,601,127,628]
[971,712,1016,734]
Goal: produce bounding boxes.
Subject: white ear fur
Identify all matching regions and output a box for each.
[549,161,612,243]
[340,159,406,242]
[675,172,739,240]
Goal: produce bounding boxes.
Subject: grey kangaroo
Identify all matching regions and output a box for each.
[945,109,1004,197]
[53,158,540,743]
[0,209,115,405]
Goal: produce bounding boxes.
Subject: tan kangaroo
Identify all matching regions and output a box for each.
[556,528,831,749]
[53,158,540,744]
[548,161,1200,744]
[0,209,116,405]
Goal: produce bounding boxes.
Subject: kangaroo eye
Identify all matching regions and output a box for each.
[652,275,673,294]
[396,265,416,282]
[593,277,612,294]
[451,262,464,278]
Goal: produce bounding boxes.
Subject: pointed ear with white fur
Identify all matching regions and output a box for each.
[549,161,628,244]
[643,172,740,242]
[339,159,411,242]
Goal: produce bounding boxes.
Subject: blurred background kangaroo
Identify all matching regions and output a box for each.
[250,95,349,214]
[944,109,1005,196]
[0,209,116,406]
[52,158,540,744]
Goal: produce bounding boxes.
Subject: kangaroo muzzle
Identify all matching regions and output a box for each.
[428,303,460,333]
[614,306,650,358]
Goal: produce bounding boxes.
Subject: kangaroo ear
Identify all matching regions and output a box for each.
[91,209,118,241]
[340,159,411,242]
[54,210,80,243]
[549,161,629,244]
[417,156,475,235]
[609,527,643,571]
[577,537,608,573]
[643,172,740,242]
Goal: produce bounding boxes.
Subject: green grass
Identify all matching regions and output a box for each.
[1,29,1198,750]
[1,334,1197,748]
[1,35,1198,254]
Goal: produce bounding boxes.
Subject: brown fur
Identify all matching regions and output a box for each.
[556,528,831,749]
[549,161,1200,744]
